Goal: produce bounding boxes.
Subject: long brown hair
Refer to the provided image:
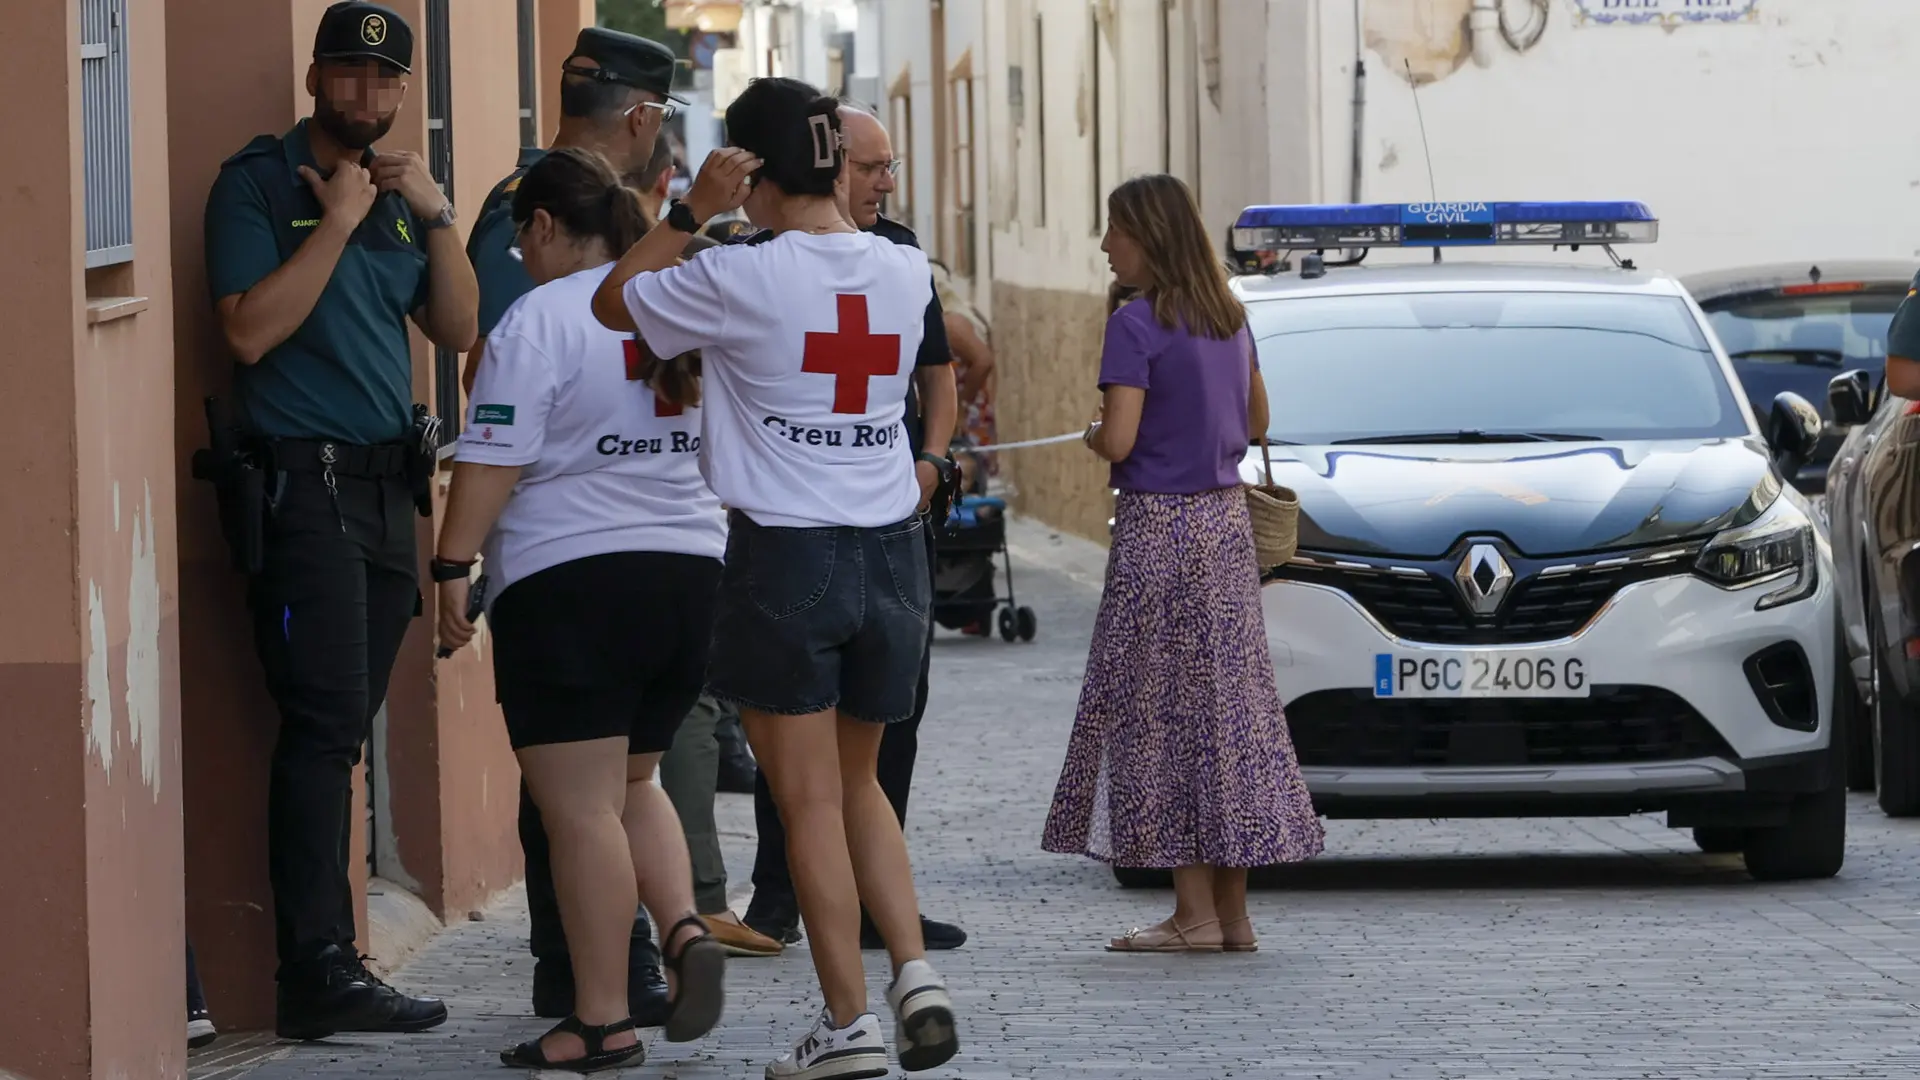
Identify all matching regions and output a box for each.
[1106,174,1244,340]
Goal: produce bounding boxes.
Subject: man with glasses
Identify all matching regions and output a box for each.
[463,27,681,393]
[202,0,478,1040]
[739,104,970,955]
[460,26,686,1025]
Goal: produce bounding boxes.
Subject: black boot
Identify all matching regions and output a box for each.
[276,945,448,1041]
[861,912,968,951]
[532,913,671,1027]
[628,922,672,1029]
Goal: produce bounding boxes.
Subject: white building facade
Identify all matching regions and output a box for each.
[724,0,1920,542]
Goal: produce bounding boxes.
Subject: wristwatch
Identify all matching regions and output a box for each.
[422,200,457,231]
[665,199,703,235]
[429,556,474,582]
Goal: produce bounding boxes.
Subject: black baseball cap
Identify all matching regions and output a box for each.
[314,2,413,75]
[564,27,686,104]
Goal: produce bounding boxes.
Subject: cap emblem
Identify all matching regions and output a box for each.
[361,12,388,46]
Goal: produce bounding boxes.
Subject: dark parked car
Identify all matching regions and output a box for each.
[1825,362,1920,813]
[1684,262,1913,494]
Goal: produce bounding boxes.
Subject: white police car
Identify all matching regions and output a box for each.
[1236,201,1843,880]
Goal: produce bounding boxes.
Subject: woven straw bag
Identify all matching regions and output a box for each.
[1246,435,1299,568]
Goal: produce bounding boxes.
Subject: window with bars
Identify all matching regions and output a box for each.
[426,0,460,437]
[81,0,133,268]
[517,0,538,146]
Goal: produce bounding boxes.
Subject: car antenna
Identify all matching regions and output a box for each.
[1405,59,1441,264]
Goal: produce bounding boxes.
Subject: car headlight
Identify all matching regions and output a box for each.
[1693,487,1817,610]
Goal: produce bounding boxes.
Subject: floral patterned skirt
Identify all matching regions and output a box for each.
[1042,487,1324,869]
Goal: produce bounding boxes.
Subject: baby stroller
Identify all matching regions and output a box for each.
[933,442,1036,642]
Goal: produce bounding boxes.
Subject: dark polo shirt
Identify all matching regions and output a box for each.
[469,146,549,337]
[204,119,429,445]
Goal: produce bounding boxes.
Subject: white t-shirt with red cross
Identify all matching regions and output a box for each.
[457,262,726,606]
[623,230,930,530]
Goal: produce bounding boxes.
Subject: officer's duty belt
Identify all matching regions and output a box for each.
[270,438,409,479]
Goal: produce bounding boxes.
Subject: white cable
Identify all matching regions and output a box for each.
[960,431,1089,452]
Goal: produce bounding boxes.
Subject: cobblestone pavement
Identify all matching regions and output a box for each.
[225,519,1920,1080]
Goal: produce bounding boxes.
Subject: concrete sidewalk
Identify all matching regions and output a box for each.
[200,517,1920,1079]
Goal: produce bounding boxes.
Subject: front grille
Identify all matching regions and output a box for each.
[1272,549,1694,645]
[1286,686,1733,769]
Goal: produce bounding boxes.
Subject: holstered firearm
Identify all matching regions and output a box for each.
[409,403,443,518]
[190,396,267,575]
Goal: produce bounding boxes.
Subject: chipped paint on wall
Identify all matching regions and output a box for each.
[83,480,166,798]
[1365,0,1475,84]
[128,481,163,797]
[87,580,113,772]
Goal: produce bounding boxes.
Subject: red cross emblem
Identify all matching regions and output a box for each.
[802,294,900,414]
[623,338,683,417]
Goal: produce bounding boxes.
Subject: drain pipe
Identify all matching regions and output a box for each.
[1349,0,1365,203]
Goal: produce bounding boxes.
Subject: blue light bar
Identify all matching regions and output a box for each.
[1230,201,1658,254]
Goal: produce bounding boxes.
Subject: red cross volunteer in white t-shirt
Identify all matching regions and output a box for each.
[592,77,960,1080]
[431,147,729,1073]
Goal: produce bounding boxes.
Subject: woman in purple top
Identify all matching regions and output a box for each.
[1043,175,1323,952]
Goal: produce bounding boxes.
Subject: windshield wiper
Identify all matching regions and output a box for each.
[1727,348,1845,368]
[1329,430,1603,445]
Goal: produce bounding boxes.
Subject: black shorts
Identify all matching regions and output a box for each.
[705,511,932,724]
[490,550,722,752]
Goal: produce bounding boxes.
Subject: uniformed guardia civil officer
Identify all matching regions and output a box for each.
[459,26,687,1024]
[203,1,478,1040]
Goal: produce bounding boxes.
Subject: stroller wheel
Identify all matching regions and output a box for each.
[1016,606,1038,642]
[998,607,1019,642]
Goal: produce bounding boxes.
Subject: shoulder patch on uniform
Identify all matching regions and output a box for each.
[503,176,522,194]
[221,133,283,169]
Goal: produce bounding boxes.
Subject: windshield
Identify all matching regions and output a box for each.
[1700,287,1902,370]
[1249,290,1749,445]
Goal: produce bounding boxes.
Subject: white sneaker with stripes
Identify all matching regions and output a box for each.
[764,1009,890,1080]
[886,959,959,1072]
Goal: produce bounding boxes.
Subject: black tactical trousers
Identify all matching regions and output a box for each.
[248,469,417,975]
[751,518,936,899]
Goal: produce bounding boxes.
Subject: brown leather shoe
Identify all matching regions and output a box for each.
[703,911,782,957]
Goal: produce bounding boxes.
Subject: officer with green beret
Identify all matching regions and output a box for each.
[201,0,477,1041]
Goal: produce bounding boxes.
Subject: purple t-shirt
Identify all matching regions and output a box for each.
[1097,298,1252,493]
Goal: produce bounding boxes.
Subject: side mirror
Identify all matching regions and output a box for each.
[1828,369,1874,427]
[1766,390,1824,468]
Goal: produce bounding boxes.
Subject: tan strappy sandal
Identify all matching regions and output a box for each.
[1222,916,1259,953]
[1106,918,1223,953]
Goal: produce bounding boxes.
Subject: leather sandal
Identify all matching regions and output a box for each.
[661,914,728,1043]
[499,1015,643,1073]
[1105,918,1223,953]
[1222,916,1259,953]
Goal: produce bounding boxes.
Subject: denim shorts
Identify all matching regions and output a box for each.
[706,510,932,723]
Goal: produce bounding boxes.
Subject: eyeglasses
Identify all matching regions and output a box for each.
[626,100,679,124]
[849,157,903,178]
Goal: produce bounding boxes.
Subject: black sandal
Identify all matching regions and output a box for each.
[661,915,728,1043]
[499,1015,643,1073]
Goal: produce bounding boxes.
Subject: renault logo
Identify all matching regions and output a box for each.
[1454,542,1513,616]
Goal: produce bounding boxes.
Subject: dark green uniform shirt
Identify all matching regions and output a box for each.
[204,119,430,445]
[1889,271,1920,360]
[470,146,548,336]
